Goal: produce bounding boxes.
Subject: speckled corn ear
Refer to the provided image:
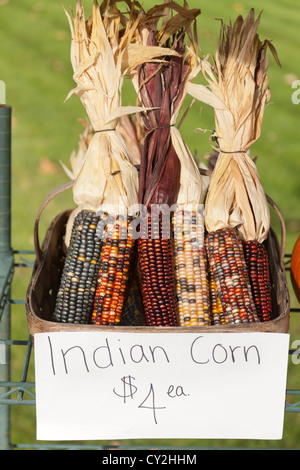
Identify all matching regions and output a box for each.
[173,208,211,327]
[91,217,135,326]
[138,213,178,327]
[243,240,272,322]
[53,210,102,324]
[205,228,258,324]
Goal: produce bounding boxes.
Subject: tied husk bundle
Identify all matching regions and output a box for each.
[188,9,280,243]
[64,0,179,217]
[62,115,143,179]
[131,3,206,328]
[130,1,202,209]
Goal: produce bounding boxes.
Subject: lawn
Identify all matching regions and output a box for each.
[0,0,299,450]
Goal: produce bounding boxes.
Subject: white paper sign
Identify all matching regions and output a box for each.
[34,331,289,441]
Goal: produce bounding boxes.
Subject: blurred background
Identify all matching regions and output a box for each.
[0,0,299,449]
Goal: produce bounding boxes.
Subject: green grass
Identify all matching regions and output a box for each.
[0,0,299,450]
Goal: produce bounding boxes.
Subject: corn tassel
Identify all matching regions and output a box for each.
[53,210,102,324]
[243,240,272,321]
[173,207,210,326]
[205,228,258,324]
[91,216,135,325]
[138,212,178,327]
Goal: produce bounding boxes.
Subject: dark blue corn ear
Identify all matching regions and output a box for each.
[53,210,102,324]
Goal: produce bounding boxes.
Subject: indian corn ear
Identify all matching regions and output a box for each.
[91,216,135,325]
[243,240,272,321]
[205,228,258,324]
[138,212,178,327]
[53,210,102,324]
[173,208,211,326]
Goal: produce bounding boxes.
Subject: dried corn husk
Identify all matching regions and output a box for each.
[61,119,93,181]
[61,119,93,247]
[187,9,280,242]
[131,2,202,208]
[116,114,143,166]
[64,0,179,216]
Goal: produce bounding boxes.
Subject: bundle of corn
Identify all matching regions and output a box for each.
[188,9,280,324]
[131,3,202,326]
[53,0,177,325]
[63,115,142,248]
[62,115,145,324]
[56,116,143,325]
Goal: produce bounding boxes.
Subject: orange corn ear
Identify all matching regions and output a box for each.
[244,240,272,322]
[173,208,211,326]
[206,228,258,324]
[53,210,102,324]
[91,217,135,325]
[138,213,178,326]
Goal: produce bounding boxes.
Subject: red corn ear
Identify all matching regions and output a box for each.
[138,211,178,326]
[136,31,188,327]
[243,239,272,322]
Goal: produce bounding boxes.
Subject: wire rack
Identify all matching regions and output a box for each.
[0,248,299,450]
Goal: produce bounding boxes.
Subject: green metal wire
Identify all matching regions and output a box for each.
[0,105,12,450]
[1,248,300,447]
